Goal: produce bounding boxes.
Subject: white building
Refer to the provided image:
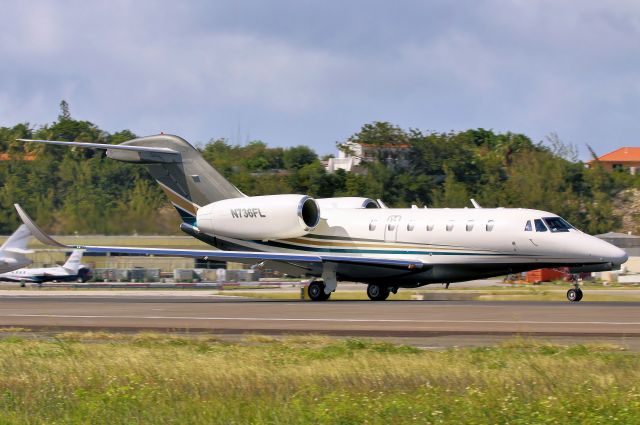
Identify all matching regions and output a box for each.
[324,142,411,174]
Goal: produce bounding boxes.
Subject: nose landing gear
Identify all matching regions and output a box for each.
[566,283,583,302]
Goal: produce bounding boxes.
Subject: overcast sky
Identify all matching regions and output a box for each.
[1,1,639,158]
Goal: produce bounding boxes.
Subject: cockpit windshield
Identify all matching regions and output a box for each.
[543,217,574,233]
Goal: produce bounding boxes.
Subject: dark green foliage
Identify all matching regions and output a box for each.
[0,110,633,234]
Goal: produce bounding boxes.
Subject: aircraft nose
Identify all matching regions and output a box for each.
[610,245,628,266]
[596,239,627,266]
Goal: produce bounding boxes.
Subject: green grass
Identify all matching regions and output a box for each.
[0,333,638,424]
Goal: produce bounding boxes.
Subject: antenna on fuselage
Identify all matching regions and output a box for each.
[470,199,482,209]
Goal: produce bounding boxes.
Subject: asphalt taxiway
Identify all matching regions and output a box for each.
[0,291,638,344]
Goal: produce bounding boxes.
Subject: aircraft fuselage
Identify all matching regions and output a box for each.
[197,207,627,286]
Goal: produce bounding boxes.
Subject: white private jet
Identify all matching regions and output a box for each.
[0,249,90,286]
[16,135,627,302]
[0,224,33,273]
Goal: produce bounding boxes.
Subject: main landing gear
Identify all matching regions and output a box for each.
[367,283,390,301]
[308,281,331,301]
[307,263,338,301]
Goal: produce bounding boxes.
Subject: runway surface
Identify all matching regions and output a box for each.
[0,292,638,340]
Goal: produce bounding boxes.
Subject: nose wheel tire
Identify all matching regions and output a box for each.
[567,287,583,302]
[308,281,331,301]
[367,283,390,301]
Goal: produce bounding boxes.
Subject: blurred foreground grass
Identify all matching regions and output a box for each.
[0,333,638,424]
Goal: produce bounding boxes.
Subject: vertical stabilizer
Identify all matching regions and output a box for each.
[62,249,84,273]
[115,134,245,224]
[1,224,32,253]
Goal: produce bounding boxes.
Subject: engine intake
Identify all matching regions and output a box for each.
[196,194,320,240]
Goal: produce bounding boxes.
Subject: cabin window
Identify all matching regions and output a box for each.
[426,223,434,231]
[388,223,396,231]
[486,220,495,232]
[446,221,454,232]
[524,220,532,231]
[368,220,377,231]
[466,220,474,231]
[407,221,415,231]
[534,219,547,232]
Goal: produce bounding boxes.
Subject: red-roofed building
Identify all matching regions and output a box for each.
[587,147,640,174]
[0,153,35,161]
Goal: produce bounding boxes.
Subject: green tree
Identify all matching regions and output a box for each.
[283,146,317,170]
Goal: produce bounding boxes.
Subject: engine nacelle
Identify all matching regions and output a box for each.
[196,194,320,240]
[315,197,380,209]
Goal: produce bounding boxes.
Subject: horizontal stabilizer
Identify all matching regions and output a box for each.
[17,139,178,154]
[18,139,181,164]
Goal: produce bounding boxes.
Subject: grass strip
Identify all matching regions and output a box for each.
[0,333,638,423]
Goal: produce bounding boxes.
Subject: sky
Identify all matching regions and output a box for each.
[1,0,639,159]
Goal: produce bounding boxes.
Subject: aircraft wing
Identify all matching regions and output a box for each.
[14,204,425,276]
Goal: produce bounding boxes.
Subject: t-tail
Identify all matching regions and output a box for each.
[62,249,84,274]
[19,135,245,225]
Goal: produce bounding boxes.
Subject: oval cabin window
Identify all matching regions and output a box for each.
[486,220,495,232]
[446,221,454,232]
[466,220,474,231]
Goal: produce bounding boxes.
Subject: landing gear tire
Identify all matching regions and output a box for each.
[567,287,583,302]
[308,281,331,301]
[367,283,390,301]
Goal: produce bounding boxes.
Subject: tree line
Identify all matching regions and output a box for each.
[1,104,637,235]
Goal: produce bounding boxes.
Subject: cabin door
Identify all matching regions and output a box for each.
[384,215,402,243]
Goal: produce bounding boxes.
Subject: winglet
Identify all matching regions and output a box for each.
[13,204,69,248]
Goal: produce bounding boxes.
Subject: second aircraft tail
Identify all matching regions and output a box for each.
[62,249,84,274]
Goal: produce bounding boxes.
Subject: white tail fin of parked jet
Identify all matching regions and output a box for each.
[62,249,84,274]
[0,224,33,273]
[1,224,32,253]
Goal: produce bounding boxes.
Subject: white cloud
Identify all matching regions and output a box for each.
[1,1,640,155]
